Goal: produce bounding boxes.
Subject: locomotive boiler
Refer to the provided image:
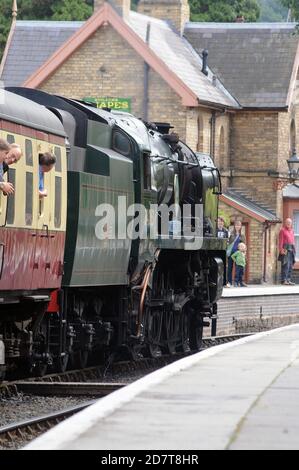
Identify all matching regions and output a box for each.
[0,87,226,378]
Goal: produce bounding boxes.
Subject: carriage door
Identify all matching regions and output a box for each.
[46,145,66,289]
[31,139,52,289]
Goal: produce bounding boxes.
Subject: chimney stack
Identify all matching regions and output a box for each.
[138,0,190,36]
[235,15,245,23]
[94,0,131,18]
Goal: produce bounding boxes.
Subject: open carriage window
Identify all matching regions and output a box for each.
[6,168,15,225]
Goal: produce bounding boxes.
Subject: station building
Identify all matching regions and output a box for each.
[1,0,299,284]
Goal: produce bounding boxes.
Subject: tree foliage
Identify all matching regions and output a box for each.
[0,0,93,62]
[258,0,288,22]
[280,0,299,20]
[189,0,260,22]
[3,0,298,65]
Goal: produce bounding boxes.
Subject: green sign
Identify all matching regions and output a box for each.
[83,97,131,112]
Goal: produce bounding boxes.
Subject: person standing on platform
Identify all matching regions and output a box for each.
[279,218,296,286]
[217,216,229,239]
[226,220,246,287]
[232,242,247,287]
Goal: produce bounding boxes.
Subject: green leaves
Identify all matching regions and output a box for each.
[51,0,93,20]
[0,0,93,63]
[189,0,260,22]
[280,0,299,20]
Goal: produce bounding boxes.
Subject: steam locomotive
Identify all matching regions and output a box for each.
[0,87,226,378]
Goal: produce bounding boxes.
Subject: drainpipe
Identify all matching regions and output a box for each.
[263,222,270,283]
[210,111,216,160]
[143,23,151,121]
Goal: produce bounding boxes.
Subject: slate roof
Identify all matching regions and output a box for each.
[0,13,239,109]
[1,21,83,87]
[283,184,299,199]
[223,188,280,222]
[127,12,239,108]
[184,22,299,109]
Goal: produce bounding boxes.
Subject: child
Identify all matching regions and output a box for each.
[231,242,247,287]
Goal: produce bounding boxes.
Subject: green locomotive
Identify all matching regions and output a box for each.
[2,87,226,375]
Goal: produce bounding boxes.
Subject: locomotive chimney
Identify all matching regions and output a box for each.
[94,0,131,18]
[202,50,209,76]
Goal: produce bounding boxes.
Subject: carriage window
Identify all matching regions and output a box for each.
[54,147,62,172]
[112,130,131,156]
[25,140,33,166]
[55,176,62,228]
[25,172,33,225]
[6,168,15,225]
[6,134,15,144]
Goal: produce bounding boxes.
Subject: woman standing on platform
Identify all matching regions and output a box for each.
[226,220,246,287]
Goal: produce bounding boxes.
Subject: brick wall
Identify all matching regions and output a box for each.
[40,25,188,138]
[138,0,190,34]
[216,294,299,336]
[230,111,281,212]
[219,201,270,283]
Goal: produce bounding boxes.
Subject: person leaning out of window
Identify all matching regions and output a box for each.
[0,139,13,195]
[0,141,23,195]
[226,219,246,287]
[39,152,56,198]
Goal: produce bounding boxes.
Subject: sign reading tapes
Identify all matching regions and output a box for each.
[83,97,131,112]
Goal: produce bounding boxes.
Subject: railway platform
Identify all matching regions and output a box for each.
[25,324,299,450]
[217,284,299,335]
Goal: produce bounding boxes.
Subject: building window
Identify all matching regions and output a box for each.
[290,119,296,155]
[219,126,226,168]
[197,115,203,152]
[294,211,299,261]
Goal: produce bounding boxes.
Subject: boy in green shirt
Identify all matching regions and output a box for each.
[231,242,247,287]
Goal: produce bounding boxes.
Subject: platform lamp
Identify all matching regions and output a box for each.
[287,148,299,181]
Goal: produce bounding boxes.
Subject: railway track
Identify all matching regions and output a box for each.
[0,401,95,447]
[0,333,253,399]
[0,333,253,448]
[14,381,126,397]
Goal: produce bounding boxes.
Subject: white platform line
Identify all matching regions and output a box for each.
[24,324,299,450]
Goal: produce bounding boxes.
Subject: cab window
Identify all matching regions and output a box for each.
[112,130,132,157]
